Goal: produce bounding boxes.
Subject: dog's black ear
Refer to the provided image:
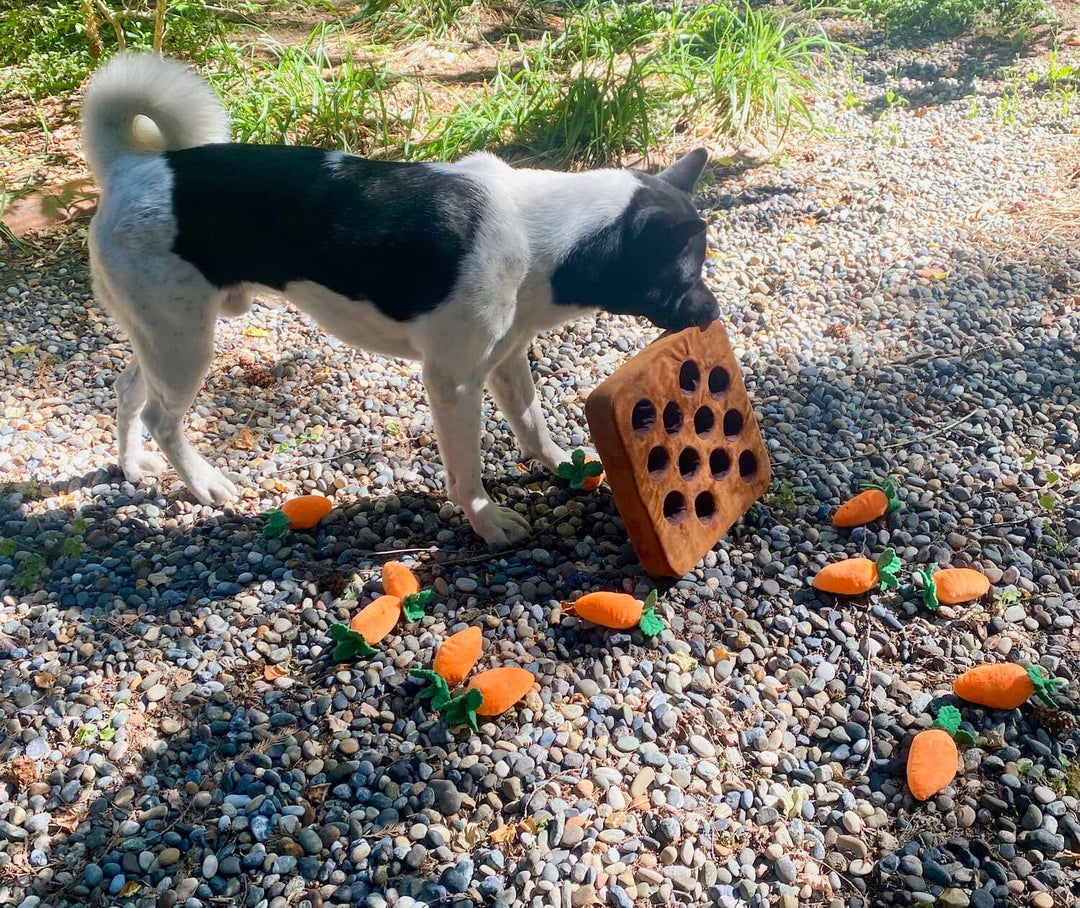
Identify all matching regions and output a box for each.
[657,148,709,193]
[636,209,705,251]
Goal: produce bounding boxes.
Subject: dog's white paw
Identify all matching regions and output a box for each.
[471,502,531,548]
[524,444,577,476]
[122,452,168,483]
[186,464,239,507]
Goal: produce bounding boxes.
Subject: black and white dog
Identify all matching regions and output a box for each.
[81,53,719,546]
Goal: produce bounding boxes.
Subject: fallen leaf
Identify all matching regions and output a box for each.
[255,625,270,638]
[457,823,484,849]
[4,755,38,790]
[234,427,257,451]
[33,671,57,690]
[56,626,75,644]
[243,326,270,337]
[710,645,732,661]
[57,491,79,507]
[52,810,81,833]
[778,786,807,818]
[263,664,288,681]
[670,651,697,671]
[516,463,530,472]
[120,881,140,897]
[915,267,949,280]
[628,794,650,811]
[490,824,517,844]
[359,702,380,719]
[520,817,536,834]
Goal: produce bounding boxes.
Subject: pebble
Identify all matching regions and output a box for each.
[0,31,1078,908]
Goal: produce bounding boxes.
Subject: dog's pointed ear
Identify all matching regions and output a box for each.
[657,148,709,192]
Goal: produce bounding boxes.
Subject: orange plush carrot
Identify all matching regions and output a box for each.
[953,663,1064,709]
[918,567,990,610]
[383,561,420,599]
[433,626,484,687]
[568,590,665,635]
[263,495,333,537]
[280,495,333,529]
[833,479,901,527]
[381,561,434,620]
[439,666,536,730]
[349,594,401,645]
[907,706,970,801]
[812,549,901,596]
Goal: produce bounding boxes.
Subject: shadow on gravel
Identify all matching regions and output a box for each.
[2,222,1080,905]
[854,29,1053,115]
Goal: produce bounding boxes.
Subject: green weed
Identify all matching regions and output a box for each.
[208,26,417,157]
[668,2,845,146]
[12,553,46,591]
[851,0,1052,39]
[772,480,797,513]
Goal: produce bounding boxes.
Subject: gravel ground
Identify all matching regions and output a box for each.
[2,21,1080,908]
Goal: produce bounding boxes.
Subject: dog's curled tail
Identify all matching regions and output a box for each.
[81,52,230,188]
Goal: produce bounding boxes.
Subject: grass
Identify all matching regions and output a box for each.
[0,0,847,171]
[850,0,1054,40]
[207,26,418,157]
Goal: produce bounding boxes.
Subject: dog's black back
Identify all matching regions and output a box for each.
[166,144,488,320]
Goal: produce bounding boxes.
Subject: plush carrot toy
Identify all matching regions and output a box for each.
[433,626,484,687]
[379,562,434,620]
[558,449,605,491]
[918,567,990,610]
[567,590,665,635]
[812,549,901,596]
[328,584,434,661]
[263,495,333,537]
[383,561,420,599]
[444,667,536,730]
[906,705,974,801]
[953,663,1064,709]
[833,479,902,527]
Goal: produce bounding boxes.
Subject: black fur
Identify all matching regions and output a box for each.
[551,175,718,331]
[165,144,487,321]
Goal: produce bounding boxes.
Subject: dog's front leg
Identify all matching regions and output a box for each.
[488,351,573,474]
[423,363,531,547]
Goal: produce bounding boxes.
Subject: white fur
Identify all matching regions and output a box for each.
[81,52,230,188]
[82,54,644,546]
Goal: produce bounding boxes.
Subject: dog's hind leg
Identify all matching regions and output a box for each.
[115,358,168,482]
[133,312,238,507]
[488,351,572,474]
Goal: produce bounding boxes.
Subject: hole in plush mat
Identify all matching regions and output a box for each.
[695,491,716,523]
[631,399,656,435]
[694,406,715,437]
[710,448,731,479]
[663,402,683,436]
[679,360,700,394]
[647,446,670,480]
[723,408,744,438]
[709,366,730,397]
[739,449,758,480]
[678,447,701,480]
[663,491,687,525]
